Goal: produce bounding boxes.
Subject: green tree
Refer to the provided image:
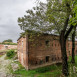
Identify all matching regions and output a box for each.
[68,0,77,64]
[3,39,13,43]
[68,26,76,64]
[46,0,76,76]
[71,26,76,63]
[18,0,77,76]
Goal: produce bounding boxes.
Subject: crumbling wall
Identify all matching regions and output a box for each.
[0,44,17,50]
[28,34,63,69]
[17,35,29,70]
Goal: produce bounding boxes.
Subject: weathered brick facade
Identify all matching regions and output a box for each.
[0,44,17,50]
[68,41,77,56]
[17,34,77,70]
[17,35,28,70]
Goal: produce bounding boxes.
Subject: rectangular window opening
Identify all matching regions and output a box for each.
[45,40,50,46]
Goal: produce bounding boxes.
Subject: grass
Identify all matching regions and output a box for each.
[0,50,6,52]
[0,42,17,45]
[7,63,13,73]
[0,55,3,57]
[9,55,77,77]
[68,55,77,76]
[13,61,62,77]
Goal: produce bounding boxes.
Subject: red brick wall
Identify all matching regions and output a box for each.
[68,41,77,56]
[17,34,77,70]
[28,35,62,68]
[17,36,28,70]
[0,44,4,50]
[0,44,17,50]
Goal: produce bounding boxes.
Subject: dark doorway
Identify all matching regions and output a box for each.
[46,56,49,62]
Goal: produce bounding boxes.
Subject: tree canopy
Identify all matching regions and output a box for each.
[18,0,77,35]
[2,39,13,43]
[18,0,77,76]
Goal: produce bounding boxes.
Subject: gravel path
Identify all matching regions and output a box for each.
[0,55,12,77]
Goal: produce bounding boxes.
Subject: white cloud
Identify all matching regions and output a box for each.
[0,0,46,43]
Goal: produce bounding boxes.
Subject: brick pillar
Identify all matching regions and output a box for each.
[25,35,29,70]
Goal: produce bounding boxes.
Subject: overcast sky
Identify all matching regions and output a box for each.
[0,0,46,43]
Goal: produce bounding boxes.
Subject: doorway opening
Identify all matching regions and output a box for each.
[46,56,49,62]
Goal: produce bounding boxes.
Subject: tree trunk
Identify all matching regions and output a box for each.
[71,27,76,63]
[60,30,69,76]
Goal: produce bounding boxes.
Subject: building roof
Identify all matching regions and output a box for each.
[17,30,59,41]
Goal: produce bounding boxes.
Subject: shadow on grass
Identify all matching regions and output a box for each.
[13,62,62,77]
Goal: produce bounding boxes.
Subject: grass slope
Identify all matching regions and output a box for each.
[13,62,62,77]
[11,55,77,77]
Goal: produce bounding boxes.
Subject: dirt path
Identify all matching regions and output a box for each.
[0,54,13,77]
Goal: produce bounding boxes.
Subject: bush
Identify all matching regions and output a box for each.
[6,49,15,58]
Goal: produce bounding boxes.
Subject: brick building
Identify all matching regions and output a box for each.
[17,34,77,70]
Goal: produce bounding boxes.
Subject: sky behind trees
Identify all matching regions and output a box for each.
[0,0,46,43]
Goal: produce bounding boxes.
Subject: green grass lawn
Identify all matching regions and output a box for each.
[12,56,77,77]
[13,64,62,77]
[12,61,62,77]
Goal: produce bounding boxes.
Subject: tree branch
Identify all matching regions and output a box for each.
[63,17,69,34]
[65,25,73,40]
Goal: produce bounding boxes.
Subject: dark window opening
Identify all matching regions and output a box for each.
[52,44,53,46]
[39,60,43,64]
[51,55,56,61]
[52,57,55,61]
[55,44,56,46]
[58,57,59,60]
[52,58,54,61]
[46,56,49,62]
[35,61,37,65]
[5,46,8,49]
[45,40,49,46]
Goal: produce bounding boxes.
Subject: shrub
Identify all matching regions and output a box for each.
[6,49,15,58]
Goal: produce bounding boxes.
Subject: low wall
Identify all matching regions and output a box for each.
[0,44,17,50]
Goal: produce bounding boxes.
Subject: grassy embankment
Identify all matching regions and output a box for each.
[6,50,77,77]
[13,62,62,77]
[8,56,76,77]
